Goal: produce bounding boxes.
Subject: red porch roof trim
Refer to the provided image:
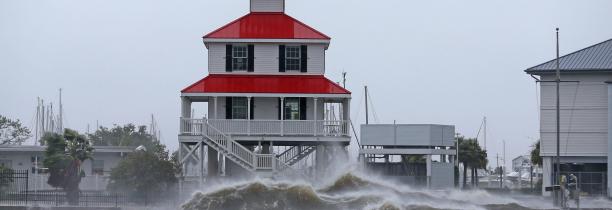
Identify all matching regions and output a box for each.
[203,12,331,40]
[181,74,350,95]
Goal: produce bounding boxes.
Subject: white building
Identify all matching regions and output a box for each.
[512,155,531,172]
[0,145,133,191]
[177,0,351,183]
[525,38,612,197]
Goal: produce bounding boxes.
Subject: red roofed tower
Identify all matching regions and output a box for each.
[178,0,351,182]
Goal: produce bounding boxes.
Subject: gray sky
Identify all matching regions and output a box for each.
[2,0,612,169]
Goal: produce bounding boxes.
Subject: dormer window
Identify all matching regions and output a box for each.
[285,46,301,71]
[232,45,248,71]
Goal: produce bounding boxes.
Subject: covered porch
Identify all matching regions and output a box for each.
[179,94,351,139]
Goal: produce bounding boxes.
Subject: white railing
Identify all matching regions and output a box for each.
[180,118,350,137]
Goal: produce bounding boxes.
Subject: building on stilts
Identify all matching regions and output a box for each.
[177,0,351,189]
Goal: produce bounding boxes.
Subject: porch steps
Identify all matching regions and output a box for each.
[277,145,316,166]
[199,120,304,176]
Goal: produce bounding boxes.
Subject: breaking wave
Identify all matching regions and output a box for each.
[180,171,555,210]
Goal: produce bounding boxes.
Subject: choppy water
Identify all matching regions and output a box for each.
[180,170,593,210]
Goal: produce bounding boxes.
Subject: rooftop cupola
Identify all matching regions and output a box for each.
[250,0,285,13]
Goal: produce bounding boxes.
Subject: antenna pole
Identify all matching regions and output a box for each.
[364,86,369,125]
[342,72,347,88]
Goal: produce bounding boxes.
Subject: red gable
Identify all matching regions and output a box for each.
[203,12,330,40]
[182,74,350,94]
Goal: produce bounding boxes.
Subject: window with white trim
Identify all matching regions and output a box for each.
[285,46,301,71]
[284,98,300,120]
[232,97,248,119]
[232,45,248,71]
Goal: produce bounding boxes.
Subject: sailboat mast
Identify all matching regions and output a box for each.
[365,86,369,125]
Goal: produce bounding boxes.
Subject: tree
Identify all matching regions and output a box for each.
[108,143,178,203]
[0,115,31,145]
[530,141,542,166]
[457,135,487,188]
[43,129,93,205]
[88,124,158,148]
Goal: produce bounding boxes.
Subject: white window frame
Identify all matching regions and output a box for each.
[232,45,248,71]
[232,97,248,119]
[284,98,300,120]
[285,46,301,71]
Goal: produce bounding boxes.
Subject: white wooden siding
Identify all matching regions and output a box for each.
[208,43,226,74]
[250,0,284,12]
[207,43,325,74]
[538,74,610,157]
[253,97,279,120]
[307,44,325,74]
[540,132,607,156]
[254,44,279,74]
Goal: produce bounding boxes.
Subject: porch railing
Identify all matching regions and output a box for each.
[180,118,350,137]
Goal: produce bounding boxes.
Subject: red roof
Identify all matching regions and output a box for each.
[182,74,350,94]
[203,12,330,40]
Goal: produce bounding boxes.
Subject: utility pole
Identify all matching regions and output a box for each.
[503,140,506,182]
[483,117,487,151]
[554,27,562,206]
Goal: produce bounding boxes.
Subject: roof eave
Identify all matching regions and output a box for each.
[525,68,612,75]
[203,38,330,45]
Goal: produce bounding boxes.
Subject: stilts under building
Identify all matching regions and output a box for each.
[177,0,351,188]
[360,124,456,189]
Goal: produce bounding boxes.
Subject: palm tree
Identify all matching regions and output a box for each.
[43,129,93,205]
[458,135,487,188]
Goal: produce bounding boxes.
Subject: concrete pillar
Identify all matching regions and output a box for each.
[426,154,432,188]
[199,143,205,187]
[207,146,219,178]
[315,145,327,177]
[542,156,552,196]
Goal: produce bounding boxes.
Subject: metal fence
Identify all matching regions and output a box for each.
[560,172,607,197]
[1,169,128,207]
[0,169,29,206]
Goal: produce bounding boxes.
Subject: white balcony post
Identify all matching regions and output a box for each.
[342,98,351,136]
[313,97,318,136]
[181,97,192,134]
[213,96,218,119]
[280,97,284,136]
[247,96,251,136]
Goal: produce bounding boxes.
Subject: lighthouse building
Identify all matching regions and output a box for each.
[178,0,351,182]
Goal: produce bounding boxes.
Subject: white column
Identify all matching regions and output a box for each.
[313,97,318,136]
[214,96,218,119]
[280,97,284,136]
[542,156,552,196]
[247,96,251,135]
[181,97,192,118]
[342,98,351,136]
